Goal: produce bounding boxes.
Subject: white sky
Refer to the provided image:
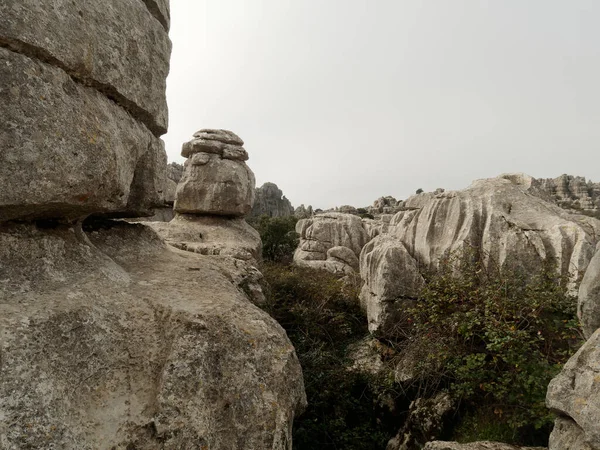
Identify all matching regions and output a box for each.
[163,0,600,210]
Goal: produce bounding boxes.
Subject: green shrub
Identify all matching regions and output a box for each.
[249,215,299,262]
[261,264,397,450]
[400,250,582,445]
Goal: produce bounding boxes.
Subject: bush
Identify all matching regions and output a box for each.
[261,264,397,450]
[248,215,299,262]
[400,250,582,445]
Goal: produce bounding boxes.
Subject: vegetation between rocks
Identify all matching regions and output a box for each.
[251,216,583,448]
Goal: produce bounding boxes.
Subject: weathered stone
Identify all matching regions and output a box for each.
[293,212,369,273]
[294,204,314,219]
[0,0,172,135]
[327,246,360,271]
[141,0,171,31]
[148,214,262,262]
[182,138,247,159]
[0,47,163,222]
[250,182,295,218]
[193,128,244,146]
[174,153,255,217]
[388,176,598,285]
[547,328,600,449]
[579,243,600,339]
[0,221,306,449]
[549,417,593,450]
[359,235,425,335]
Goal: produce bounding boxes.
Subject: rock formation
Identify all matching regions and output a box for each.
[360,175,600,334]
[535,174,600,213]
[250,182,294,218]
[149,129,262,262]
[140,162,183,222]
[369,196,404,216]
[0,3,306,448]
[293,212,370,274]
[294,204,314,219]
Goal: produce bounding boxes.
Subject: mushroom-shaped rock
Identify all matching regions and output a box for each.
[175,131,255,217]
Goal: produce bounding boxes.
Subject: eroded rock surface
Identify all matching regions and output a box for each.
[0,222,305,449]
[294,212,369,274]
[251,182,294,218]
[424,442,544,450]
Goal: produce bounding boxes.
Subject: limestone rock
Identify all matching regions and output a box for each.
[0,221,306,449]
[148,214,262,262]
[141,0,171,31]
[293,212,369,274]
[579,243,600,339]
[175,153,255,217]
[546,328,600,449]
[387,176,598,285]
[359,235,425,335]
[548,417,593,450]
[294,204,314,219]
[0,47,166,222]
[193,128,244,146]
[250,182,295,218]
[0,0,172,135]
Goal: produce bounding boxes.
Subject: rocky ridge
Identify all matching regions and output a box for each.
[250,182,295,218]
[0,3,306,448]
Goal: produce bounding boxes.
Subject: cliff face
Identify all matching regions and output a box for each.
[251,182,295,218]
[0,2,306,448]
[532,174,600,213]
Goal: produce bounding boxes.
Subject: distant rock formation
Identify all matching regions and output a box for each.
[0,4,305,448]
[250,182,294,218]
[293,212,370,274]
[295,204,314,219]
[537,174,600,212]
[368,196,404,216]
[360,175,600,335]
[150,129,262,263]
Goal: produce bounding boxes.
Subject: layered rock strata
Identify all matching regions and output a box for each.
[0,3,306,448]
[151,130,261,262]
[360,175,600,334]
[0,0,171,221]
[293,212,370,274]
[250,182,294,218]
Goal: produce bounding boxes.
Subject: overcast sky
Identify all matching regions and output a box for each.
[164,0,599,210]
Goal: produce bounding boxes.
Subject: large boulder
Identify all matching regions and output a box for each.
[579,244,600,339]
[423,443,544,450]
[0,0,171,135]
[0,221,306,449]
[0,45,166,222]
[250,182,294,218]
[359,235,424,335]
[175,131,255,217]
[294,212,369,274]
[546,329,600,450]
[148,214,262,262]
[384,176,598,284]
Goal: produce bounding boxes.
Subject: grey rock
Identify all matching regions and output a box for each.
[148,214,262,262]
[193,128,244,146]
[141,0,171,31]
[546,328,600,449]
[0,0,172,136]
[294,204,314,219]
[175,152,255,217]
[579,243,600,339]
[0,221,306,449]
[182,138,248,161]
[359,235,425,335]
[293,212,369,274]
[548,417,593,450]
[388,176,598,286]
[251,182,295,218]
[0,47,164,222]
